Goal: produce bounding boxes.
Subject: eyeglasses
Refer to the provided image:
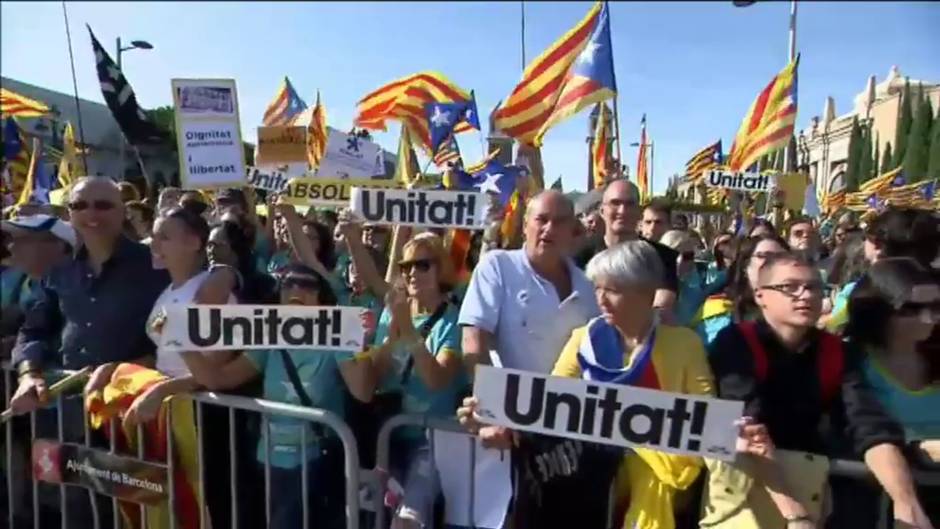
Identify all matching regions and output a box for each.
[280,275,322,292]
[399,258,434,274]
[760,281,824,298]
[603,198,638,210]
[790,229,812,238]
[68,200,117,212]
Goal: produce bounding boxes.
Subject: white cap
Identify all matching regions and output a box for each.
[2,214,78,248]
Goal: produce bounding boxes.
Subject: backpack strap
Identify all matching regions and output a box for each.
[738,321,769,382]
[816,331,844,405]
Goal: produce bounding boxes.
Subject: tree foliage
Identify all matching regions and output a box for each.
[903,84,933,181]
[844,115,862,192]
[892,78,913,168]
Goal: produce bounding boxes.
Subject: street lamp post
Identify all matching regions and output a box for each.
[115,37,153,180]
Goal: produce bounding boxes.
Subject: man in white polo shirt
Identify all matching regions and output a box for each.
[459,189,599,375]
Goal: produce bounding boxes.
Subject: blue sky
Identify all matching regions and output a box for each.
[2,1,938,193]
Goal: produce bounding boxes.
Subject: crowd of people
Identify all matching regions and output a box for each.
[0,173,938,529]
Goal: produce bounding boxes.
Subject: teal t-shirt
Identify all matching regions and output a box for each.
[247,347,354,469]
[372,304,467,440]
[675,267,707,327]
[862,356,940,440]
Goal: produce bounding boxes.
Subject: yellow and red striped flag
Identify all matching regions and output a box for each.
[354,72,472,152]
[0,87,49,118]
[884,180,937,208]
[57,121,86,189]
[859,166,902,195]
[262,77,307,127]
[591,102,611,190]
[728,56,799,171]
[305,91,328,169]
[636,115,649,201]
[685,140,722,182]
[492,2,616,147]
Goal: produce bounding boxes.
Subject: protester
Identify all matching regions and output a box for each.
[659,229,708,326]
[0,215,76,355]
[367,232,466,529]
[785,216,821,264]
[172,262,373,529]
[574,180,680,318]
[845,257,940,440]
[704,252,934,529]
[640,198,672,242]
[207,219,277,303]
[458,241,715,528]
[747,218,776,238]
[125,200,155,242]
[705,232,735,291]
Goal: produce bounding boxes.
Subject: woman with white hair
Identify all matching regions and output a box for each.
[459,240,716,529]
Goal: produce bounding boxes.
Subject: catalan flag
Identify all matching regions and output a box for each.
[0,87,50,118]
[433,135,462,169]
[884,179,937,208]
[305,91,327,169]
[859,166,903,195]
[17,138,54,206]
[262,77,307,126]
[464,148,501,175]
[685,140,722,182]
[636,115,649,202]
[728,56,799,171]
[823,189,845,213]
[493,1,616,147]
[591,102,612,190]
[1,116,30,199]
[355,72,473,152]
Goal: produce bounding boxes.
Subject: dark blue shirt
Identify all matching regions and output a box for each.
[13,237,170,370]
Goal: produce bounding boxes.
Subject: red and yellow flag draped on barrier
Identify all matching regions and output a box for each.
[354,72,472,152]
[728,57,799,171]
[492,1,615,147]
[85,364,201,529]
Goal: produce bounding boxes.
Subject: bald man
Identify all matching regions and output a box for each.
[460,190,599,376]
[574,179,680,318]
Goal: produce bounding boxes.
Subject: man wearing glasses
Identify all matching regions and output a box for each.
[704,252,933,529]
[8,177,239,529]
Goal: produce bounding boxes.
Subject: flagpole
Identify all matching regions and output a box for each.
[520,1,526,70]
[61,1,88,173]
[613,97,623,179]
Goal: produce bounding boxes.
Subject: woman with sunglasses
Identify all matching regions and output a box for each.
[845,257,940,441]
[690,233,791,346]
[365,232,466,529]
[158,262,373,529]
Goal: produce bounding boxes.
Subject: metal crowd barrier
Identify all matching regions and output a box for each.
[1,365,362,529]
[372,414,940,529]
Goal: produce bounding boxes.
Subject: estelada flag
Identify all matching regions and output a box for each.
[728,56,799,172]
[85,363,200,529]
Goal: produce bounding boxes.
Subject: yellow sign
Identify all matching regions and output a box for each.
[256,126,307,165]
[283,177,400,207]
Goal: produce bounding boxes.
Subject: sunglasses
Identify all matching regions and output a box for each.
[399,258,434,274]
[280,275,322,292]
[69,200,117,212]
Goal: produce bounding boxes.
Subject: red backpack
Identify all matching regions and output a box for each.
[738,321,845,405]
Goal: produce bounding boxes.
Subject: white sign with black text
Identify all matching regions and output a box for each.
[246,166,292,193]
[472,366,743,461]
[350,187,486,230]
[704,169,776,193]
[160,305,367,352]
[315,129,386,178]
[171,78,247,189]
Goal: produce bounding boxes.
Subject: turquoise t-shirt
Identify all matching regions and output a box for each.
[862,356,940,440]
[247,347,355,469]
[675,267,707,327]
[372,304,467,440]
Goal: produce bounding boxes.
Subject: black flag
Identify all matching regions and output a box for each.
[550,177,563,191]
[87,26,165,145]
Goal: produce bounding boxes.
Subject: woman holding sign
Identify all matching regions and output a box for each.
[459,240,716,529]
[364,232,467,529]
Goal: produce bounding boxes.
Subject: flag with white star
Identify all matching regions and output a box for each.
[425,91,481,155]
[88,25,166,145]
[493,1,616,147]
[454,160,524,207]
